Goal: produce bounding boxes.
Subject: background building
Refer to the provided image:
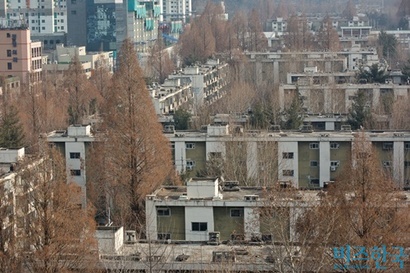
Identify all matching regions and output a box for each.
[0,25,42,83]
[0,0,67,34]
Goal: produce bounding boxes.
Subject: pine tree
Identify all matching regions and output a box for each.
[0,105,25,148]
[282,90,304,130]
[348,90,373,130]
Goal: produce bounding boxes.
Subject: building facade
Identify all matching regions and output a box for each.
[148,78,193,115]
[168,59,229,107]
[160,0,191,23]
[47,125,94,207]
[0,0,67,34]
[0,26,42,83]
[167,125,410,189]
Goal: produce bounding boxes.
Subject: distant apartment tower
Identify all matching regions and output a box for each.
[0,0,67,34]
[160,0,191,22]
[67,0,86,46]
[116,0,160,53]
[86,0,122,52]
[0,25,42,83]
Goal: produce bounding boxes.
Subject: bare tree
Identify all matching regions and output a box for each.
[298,132,410,272]
[20,145,98,273]
[98,39,175,232]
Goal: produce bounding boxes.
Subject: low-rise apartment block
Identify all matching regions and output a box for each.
[145,177,309,243]
[148,78,193,115]
[168,59,229,106]
[47,125,94,207]
[43,44,114,78]
[167,125,410,189]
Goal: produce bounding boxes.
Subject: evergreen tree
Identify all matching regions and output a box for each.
[282,91,304,130]
[173,108,191,130]
[348,91,373,130]
[0,105,25,148]
[378,31,397,60]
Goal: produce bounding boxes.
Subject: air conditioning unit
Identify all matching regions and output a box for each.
[208,232,220,245]
[330,166,337,172]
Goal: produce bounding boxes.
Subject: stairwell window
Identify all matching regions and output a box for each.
[192,222,207,231]
[70,152,80,159]
[282,152,294,159]
[70,169,81,176]
[283,170,294,177]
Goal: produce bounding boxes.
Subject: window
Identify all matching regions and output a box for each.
[283,170,294,177]
[71,10,76,15]
[310,160,318,167]
[157,208,170,216]
[6,33,10,38]
[12,57,17,63]
[282,152,294,159]
[309,143,319,149]
[382,161,392,167]
[7,63,12,70]
[186,143,195,149]
[12,50,17,55]
[70,169,81,176]
[157,233,171,240]
[330,142,340,149]
[230,209,242,217]
[70,152,80,159]
[405,161,410,167]
[71,0,76,3]
[209,152,222,158]
[382,142,393,150]
[405,143,410,150]
[310,179,320,186]
[7,50,11,57]
[42,27,45,30]
[192,222,207,231]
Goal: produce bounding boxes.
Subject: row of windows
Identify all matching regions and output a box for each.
[31,26,64,30]
[157,208,242,218]
[6,49,17,57]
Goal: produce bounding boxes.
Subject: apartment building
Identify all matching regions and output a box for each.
[166,125,410,189]
[279,79,410,114]
[145,177,310,243]
[115,0,160,53]
[0,0,67,34]
[47,125,95,207]
[148,78,193,115]
[168,59,229,106]
[160,0,191,23]
[0,26,42,83]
